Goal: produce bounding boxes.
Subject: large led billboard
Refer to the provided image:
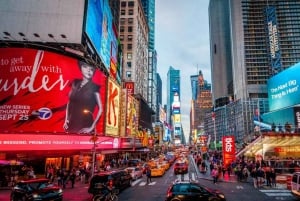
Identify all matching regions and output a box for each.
[268,62,300,111]
[0,47,107,134]
[85,0,117,70]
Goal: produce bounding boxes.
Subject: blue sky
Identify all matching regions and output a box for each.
[155,0,211,139]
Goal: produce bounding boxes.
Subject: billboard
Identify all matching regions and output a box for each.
[266,6,282,71]
[0,0,84,43]
[124,82,135,95]
[85,0,116,70]
[105,78,120,136]
[0,47,107,134]
[222,136,235,167]
[268,62,300,111]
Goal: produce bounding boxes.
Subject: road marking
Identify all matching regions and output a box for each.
[132,178,142,186]
[259,189,293,197]
[191,173,196,181]
[236,185,244,189]
[148,181,156,186]
[139,181,147,186]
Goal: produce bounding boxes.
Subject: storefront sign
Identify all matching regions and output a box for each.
[222,136,235,167]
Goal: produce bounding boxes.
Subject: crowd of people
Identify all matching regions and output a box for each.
[193,151,281,188]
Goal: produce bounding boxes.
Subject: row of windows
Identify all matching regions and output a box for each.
[120,26,133,32]
[120,18,134,24]
[119,35,133,41]
[121,1,134,7]
[121,9,134,15]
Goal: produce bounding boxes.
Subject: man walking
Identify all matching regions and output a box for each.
[146,166,152,184]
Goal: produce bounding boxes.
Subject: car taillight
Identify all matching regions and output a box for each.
[167,190,173,197]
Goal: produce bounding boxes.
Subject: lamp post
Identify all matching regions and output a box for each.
[83,109,97,178]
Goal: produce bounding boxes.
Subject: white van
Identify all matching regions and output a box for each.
[291,172,300,198]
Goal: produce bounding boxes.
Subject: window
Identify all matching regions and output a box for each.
[127,35,133,41]
[126,71,132,78]
[127,44,132,50]
[120,26,124,32]
[127,61,132,68]
[128,18,133,24]
[121,2,126,7]
[120,35,124,41]
[120,18,125,25]
[128,1,134,7]
[128,26,133,32]
[127,53,132,60]
[121,9,125,15]
[128,9,134,15]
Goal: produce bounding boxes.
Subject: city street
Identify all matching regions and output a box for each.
[0,156,298,201]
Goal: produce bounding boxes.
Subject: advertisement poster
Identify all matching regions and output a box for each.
[0,47,107,134]
[105,78,120,136]
[222,136,236,167]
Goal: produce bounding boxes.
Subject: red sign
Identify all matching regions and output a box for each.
[124,82,134,95]
[222,136,236,167]
[0,48,107,134]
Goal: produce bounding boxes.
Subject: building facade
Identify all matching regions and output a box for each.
[208,0,300,149]
[119,0,149,100]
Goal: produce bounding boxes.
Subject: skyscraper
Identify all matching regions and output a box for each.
[167,66,181,143]
[211,0,300,103]
[141,0,157,114]
[208,0,300,146]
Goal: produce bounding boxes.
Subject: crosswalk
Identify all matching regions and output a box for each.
[131,173,197,187]
[259,189,293,198]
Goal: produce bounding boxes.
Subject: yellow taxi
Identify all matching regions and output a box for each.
[150,164,165,177]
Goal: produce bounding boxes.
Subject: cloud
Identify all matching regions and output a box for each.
[156,0,211,140]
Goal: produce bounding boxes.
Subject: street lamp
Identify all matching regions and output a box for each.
[83,109,97,178]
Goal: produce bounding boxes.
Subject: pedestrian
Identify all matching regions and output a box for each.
[62,170,69,189]
[270,168,277,187]
[69,169,76,188]
[57,169,63,187]
[211,167,218,184]
[145,166,152,184]
[250,167,258,188]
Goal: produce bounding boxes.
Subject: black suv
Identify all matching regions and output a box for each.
[165,180,226,201]
[88,169,132,196]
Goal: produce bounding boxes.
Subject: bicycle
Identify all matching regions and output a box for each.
[92,184,119,201]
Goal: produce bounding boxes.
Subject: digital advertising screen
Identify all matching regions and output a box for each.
[105,78,120,136]
[268,62,300,111]
[0,47,107,134]
[85,0,116,70]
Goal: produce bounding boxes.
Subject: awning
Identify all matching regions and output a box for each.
[236,132,300,158]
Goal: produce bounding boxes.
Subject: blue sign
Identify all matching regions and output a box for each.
[268,62,300,111]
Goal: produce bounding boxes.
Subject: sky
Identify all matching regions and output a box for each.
[155,0,211,140]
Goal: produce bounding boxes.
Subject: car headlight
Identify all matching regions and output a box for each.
[32,193,41,198]
[58,189,63,194]
[217,193,225,199]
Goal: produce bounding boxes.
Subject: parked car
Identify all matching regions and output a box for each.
[165,180,226,201]
[88,169,132,196]
[291,172,300,199]
[10,178,63,201]
[125,167,143,180]
[174,162,188,175]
